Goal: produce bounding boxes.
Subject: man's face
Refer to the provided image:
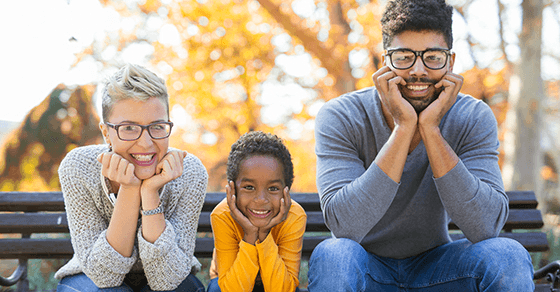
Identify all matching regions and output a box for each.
[383,30,455,113]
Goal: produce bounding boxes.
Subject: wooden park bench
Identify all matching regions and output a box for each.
[0,191,558,291]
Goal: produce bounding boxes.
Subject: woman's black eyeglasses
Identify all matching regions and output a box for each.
[105,122,173,141]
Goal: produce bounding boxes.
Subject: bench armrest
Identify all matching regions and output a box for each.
[0,259,26,287]
[534,260,560,290]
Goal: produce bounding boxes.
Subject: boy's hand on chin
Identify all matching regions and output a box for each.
[226,181,259,244]
[257,187,291,242]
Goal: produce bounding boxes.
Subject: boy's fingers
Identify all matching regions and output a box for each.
[284,187,291,203]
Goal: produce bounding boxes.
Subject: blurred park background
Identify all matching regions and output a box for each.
[1,0,559,289]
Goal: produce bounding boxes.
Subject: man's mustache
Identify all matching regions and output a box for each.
[403,77,439,84]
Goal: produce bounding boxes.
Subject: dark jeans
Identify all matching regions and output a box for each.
[307,237,534,291]
[57,272,205,292]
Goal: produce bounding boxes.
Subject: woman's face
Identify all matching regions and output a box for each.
[101,97,169,180]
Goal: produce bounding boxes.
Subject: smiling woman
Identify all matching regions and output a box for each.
[54,64,208,292]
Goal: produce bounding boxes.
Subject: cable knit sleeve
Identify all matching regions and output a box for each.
[138,152,208,290]
[57,146,137,288]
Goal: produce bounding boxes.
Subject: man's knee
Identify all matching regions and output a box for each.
[468,237,534,289]
[310,238,364,262]
[469,237,532,265]
[309,238,367,275]
[308,238,374,291]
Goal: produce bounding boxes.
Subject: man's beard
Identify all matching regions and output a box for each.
[398,77,444,113]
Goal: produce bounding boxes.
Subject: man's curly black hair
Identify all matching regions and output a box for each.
[381,0,454,49]
[227,131,294,189]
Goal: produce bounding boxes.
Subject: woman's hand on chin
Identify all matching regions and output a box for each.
[98,152,141,188]
[141,150,187,194]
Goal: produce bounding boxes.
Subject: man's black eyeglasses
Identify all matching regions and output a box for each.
[385,48,451,70]
[105,122,173,141]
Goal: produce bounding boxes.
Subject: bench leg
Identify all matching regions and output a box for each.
[0,259,26,286]
[534,260,560,291]
[15,259,28,292]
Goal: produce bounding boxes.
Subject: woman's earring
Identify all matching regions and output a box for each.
[108,144,112,152]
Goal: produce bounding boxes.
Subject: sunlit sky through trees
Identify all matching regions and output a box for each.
[1,0,559,124]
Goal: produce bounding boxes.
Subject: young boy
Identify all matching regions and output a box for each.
[207,131,306,292]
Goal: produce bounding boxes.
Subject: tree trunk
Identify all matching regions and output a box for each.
[503,0,544,203]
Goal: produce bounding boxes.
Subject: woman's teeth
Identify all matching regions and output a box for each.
[131,154,154,161]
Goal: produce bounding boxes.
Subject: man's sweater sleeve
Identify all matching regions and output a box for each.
[434,101,508,243]
[315,99,400,243]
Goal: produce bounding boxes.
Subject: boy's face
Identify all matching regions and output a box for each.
[383,30,455,113]
[234,155,285,228]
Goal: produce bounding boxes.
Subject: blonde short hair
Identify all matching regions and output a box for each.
[101,64,169,122]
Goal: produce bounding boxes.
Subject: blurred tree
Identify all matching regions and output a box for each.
[0,84,102,191]
[48,0,560,195]
[89,0,385,191]
[502,0,545,203]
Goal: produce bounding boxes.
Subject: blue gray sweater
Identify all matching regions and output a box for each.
[314,87,508,259]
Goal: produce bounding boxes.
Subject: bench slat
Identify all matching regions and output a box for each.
[1,209,544,234]
[0,192,65,212]
[197,209,544,233]
[0,231,548,260]
[0,213,68,233]
[0,191,538,212]
[449,209,544,230]
[449,232,549,252]
[201,191,537,211]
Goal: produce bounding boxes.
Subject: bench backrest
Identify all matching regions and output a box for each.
[0,191,548,260]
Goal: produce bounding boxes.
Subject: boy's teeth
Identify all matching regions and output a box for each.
[251,210,269,215]
[132,154,154,161]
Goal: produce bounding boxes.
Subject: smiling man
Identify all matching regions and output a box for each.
[308,0,534,291]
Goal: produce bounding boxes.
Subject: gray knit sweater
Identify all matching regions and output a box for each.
[315,87,508,259]
[54,145,208,290]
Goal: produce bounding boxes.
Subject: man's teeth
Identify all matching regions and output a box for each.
[251,210,269,215]
[132,154,154,161]
[407,85,429,91]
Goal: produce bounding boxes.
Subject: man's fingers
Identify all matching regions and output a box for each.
[372,66,392,83]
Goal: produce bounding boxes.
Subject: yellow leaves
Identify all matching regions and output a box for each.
[483,74,505,89]
[542,166,558,182]
[139,0,162,14]
[0,180,15,192]
[0,84,101,191]
[16,143,52,192]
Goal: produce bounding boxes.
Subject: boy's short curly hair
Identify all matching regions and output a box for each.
[227,131,294,189]
[381,0,454,49]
